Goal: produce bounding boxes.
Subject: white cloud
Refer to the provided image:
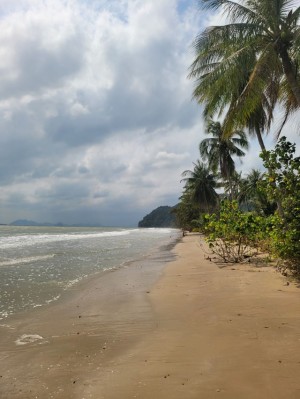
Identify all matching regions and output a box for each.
[0,0,298,226]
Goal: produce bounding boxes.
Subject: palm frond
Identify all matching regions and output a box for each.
[190,0,300,142]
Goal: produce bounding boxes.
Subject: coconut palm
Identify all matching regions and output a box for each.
[181,160,219,212]
[175,190,206,231]
[238,169,277,215]
[189,0,300,132]
[199,119,248,198]
[224,64,297,146]
[222,170,243,200]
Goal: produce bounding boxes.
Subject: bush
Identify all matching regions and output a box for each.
[260,137,300,274]
[205,200,266,263]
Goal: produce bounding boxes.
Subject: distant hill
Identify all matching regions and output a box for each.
[10,219,63,227]
[10,220,103,227]
[138,206,177,228]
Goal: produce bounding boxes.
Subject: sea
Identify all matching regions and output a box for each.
[0,226,180,320]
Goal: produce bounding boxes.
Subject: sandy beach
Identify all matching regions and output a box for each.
[1,234,300,398]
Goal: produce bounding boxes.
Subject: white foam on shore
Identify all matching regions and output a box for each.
[0,254,55,267]
[0,228,177,251]
[0,311,11,320]
[45,295,61,304]
[15,334,46,346]
[63,277,82,289]
[0,230,131,250]
[0,323,15,330]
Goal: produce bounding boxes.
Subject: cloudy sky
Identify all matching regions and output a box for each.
[0,0,299,226]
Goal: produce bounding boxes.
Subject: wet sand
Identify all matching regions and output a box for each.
[1,234,300,398]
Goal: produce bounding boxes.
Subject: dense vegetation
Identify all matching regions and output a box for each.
[138,206,177,228]
[175,0,300,275]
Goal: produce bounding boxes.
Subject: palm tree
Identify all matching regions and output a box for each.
[243,107,269,151]
[175,190,206,231]
[199,119,248,198]
[181,160,219,212]
[189,0,300,131]
[222,170,243,200]
[238,169,277,215]
[224,65,297,147]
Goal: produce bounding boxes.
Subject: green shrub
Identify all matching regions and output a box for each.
[260,137,300,274]
[205,200,266,263]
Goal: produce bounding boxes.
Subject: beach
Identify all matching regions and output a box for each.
[1,234,300,398]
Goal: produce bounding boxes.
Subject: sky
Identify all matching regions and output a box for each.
[0,0,299,227]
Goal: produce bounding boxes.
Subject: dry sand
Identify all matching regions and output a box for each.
[0,234,300,398]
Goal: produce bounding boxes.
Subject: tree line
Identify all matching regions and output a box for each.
[175,0,300,274]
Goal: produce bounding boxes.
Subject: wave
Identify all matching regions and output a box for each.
[137,227,177,234]
[0,254,56,267]
[0,230,131,249]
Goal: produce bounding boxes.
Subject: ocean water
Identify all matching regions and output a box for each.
[0,226,180,320]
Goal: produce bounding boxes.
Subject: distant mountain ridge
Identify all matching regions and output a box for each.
[10,219,103,227]
[10,219,60,227]
[138,206,177,228]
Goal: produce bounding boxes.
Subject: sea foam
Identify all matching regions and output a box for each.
[0,254,55,267]
[15,334,46,346]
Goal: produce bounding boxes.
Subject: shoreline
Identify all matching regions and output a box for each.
[1,234,300,398]
[0,238,179,398]
[0,230,181,323]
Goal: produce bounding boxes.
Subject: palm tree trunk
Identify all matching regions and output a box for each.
[279,47,300,106]
[227,172,233,201]
[255,127,266,151]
